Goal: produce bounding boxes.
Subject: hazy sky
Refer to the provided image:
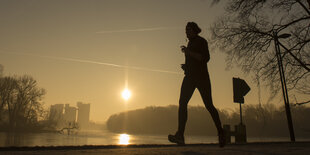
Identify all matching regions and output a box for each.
[0,0,301,122]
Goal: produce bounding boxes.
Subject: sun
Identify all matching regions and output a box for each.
[119,134,130,145]
[122,88,131,101]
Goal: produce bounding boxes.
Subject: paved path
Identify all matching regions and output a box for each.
[1,142,310,155]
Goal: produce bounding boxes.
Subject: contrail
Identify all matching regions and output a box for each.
[96,27,182,34]
[0,50,182,75]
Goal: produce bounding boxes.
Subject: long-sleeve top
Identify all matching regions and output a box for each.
[183,35,210,77]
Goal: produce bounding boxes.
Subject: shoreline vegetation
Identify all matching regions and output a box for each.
[107,104,310,137]
[0,74,105,134]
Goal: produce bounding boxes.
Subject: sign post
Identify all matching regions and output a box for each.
[233,77,250,123]
[233,77,250,143]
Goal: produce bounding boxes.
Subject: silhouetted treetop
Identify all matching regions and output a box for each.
[0,74,46,131]
[211,0,310,100]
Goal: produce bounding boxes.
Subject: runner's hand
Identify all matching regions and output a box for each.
[180,45,187,53]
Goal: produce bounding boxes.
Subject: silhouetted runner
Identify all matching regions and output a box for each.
[168,22,225,147]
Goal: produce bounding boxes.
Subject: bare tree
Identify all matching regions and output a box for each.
[211,0,310,102]
[15,75,46,127]
[0,76,17,123]
[0,75,46,130]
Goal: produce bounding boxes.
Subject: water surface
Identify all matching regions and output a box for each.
[0,130,304,147]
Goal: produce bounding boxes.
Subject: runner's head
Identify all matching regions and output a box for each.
[186,22,201,39]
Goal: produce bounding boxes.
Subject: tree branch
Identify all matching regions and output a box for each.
[278,41,310,72]
[277,16,310,32]
[297,0,310,15]
[293,99,310,106]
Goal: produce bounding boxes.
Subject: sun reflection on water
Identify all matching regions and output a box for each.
[118,134,130,145]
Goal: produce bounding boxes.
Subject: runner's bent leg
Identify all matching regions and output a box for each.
[197,75,223,134]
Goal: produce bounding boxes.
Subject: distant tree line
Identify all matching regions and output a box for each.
[107,104,310,138]
[0,65,46,131]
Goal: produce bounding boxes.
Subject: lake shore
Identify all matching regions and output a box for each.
[1,141,310,155]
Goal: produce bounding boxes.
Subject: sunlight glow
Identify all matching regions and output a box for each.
[119,134,130,145]
[122,88,131,101]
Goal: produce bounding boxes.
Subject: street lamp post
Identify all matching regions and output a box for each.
[273,31,295,142]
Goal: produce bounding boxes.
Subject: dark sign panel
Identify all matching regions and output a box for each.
[233,78,251,103]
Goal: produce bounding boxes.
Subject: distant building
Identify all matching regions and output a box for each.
[64,104,77,123]
[49,102,90,129]
[49,104,64,121]
[77,102,90,129]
